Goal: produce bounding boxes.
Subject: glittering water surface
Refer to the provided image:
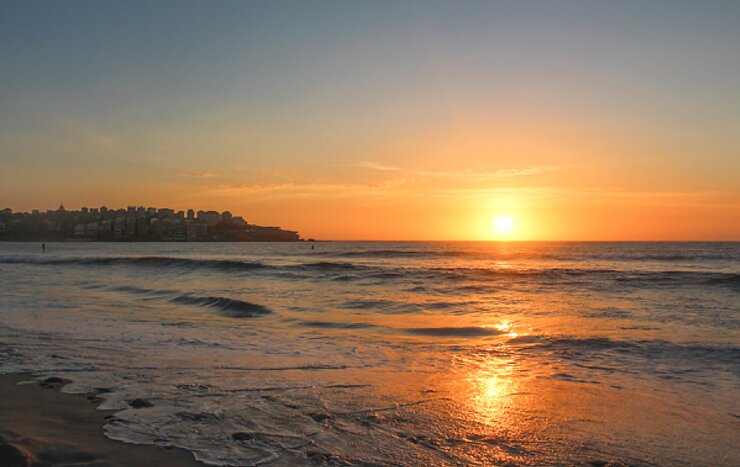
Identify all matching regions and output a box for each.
[1,242,738,466]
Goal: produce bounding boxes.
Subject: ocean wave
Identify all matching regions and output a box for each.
[434,267,740,290]
[0,255,268,271]
[612,270,740,289]
[610,253,731,261]
[301,320,377,330]
[514,335,740,367]
[286,261,365,271]
[110,285,176,295]
[432,266,592,281]
[170,295,272,318]
[298,321,504,337]
[103,284,235,314]
[332,249,431,258]
[0,255,366,277]
[363,272,405,280]
[329,249,472,259]
[547,252,733,262]
[691,273,740,290]
[343,299,411,310]
[164,338,226,348]
[339,299,425,315]
[320,248,733,262]
[405,326,503,337]
[3,255,738,291]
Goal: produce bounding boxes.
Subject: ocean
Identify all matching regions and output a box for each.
[0,241,738,466]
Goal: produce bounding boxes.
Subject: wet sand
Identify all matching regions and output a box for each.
[0,374,202,467]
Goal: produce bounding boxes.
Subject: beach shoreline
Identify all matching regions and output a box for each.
[0,373,203,467]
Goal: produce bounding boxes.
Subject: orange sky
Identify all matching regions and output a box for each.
[1,2,739,240]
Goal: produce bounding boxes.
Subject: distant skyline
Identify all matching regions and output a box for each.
[1,1,739,240]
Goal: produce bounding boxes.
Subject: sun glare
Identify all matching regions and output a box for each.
[493,215,515,237]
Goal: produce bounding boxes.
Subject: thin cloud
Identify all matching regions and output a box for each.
[178,171,217,178]
[419,166,558,181]
[339,160,402,172]
[202,177,413,200]
[208,182,295,193]
[492,166,557,178]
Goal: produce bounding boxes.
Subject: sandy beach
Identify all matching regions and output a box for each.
[0,373,202,467]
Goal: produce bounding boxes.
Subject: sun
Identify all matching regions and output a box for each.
[492,215,515,236]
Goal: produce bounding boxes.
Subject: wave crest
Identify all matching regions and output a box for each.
[171,295,272,318]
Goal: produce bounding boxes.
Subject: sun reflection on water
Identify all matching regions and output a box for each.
[467,358,518,426]
[492,320,519,339]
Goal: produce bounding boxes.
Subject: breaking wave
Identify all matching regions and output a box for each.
[511,335,740,369]
[170,295,272,318]
[300,320,378,330]
[0,255,267,271]
[320,248,733,262]
[2,255,738,291]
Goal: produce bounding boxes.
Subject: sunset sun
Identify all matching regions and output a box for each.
[492,215,515,237]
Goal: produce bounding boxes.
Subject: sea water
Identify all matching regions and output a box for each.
[0,241,738,465]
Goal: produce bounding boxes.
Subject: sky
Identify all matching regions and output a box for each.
[1,1,739,240]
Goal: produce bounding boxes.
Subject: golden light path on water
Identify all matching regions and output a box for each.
[469,356,518,425]
[466,322,521,427]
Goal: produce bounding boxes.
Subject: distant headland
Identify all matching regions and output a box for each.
[0,205,304,242]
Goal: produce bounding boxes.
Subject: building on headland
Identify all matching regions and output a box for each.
[114,214,125,238]
[125,206,136,237]
[86,222,99,237]
[204,211,221,226]
[136,217,149,237]
[0,205,303,242]
[185,220,198,242]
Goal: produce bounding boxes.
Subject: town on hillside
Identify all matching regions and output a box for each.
[0,205,301,242]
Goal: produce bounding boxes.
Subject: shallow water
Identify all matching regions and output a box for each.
[0,241,738,465]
